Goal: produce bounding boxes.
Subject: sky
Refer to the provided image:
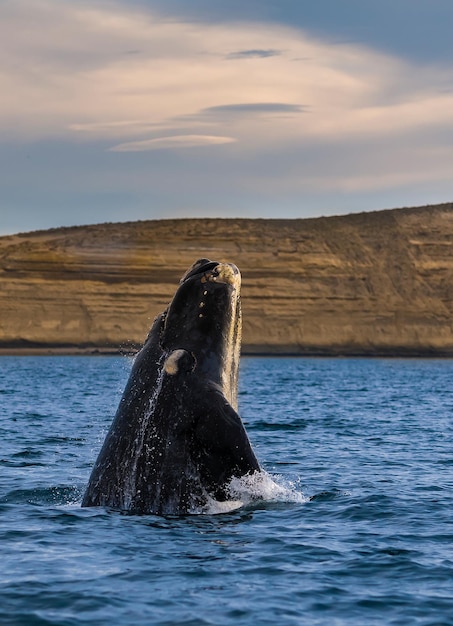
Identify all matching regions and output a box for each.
[1,0,453,235]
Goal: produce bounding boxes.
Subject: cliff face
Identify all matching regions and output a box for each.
[1,203,453,355]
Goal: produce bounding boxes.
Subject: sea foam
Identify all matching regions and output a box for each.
[200,471,307,514]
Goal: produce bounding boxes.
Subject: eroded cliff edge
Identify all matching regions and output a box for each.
[1,203,453,355]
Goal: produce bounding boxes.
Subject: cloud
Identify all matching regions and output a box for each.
[226,49,282,59]
[1,0,453,227]
[2,0,453,149]
[201,103,306,115]
[110,134,237,151]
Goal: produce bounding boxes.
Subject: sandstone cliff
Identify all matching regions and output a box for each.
[1,203,453,355]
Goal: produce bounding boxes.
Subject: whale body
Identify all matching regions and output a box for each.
[82,259,260,515]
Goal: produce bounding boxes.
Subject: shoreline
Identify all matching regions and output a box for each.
[1,345,453,358]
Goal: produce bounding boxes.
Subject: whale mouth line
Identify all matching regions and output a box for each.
[180,259,217,283]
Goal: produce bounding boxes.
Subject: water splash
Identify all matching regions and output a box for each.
[195,471,307,515]
[227,471,307,506]
[122,355,167,509]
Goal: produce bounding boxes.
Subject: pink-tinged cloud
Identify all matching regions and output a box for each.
[110,135,237,152]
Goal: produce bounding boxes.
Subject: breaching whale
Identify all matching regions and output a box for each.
[82,259,261,514]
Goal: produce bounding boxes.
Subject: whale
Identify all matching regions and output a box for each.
[82,258,260,515]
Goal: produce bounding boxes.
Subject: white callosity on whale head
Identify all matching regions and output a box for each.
[208,263,241,289]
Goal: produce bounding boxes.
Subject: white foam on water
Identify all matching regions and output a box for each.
[197,471,307,514]
[227,471,308,506]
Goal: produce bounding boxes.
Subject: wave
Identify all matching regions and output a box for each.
[0,485,83,506]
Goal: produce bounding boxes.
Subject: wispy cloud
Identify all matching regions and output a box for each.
[110,134,237,152]
[1,0,453,223]
[201,103,306,115]
[0,3,406,136]
[2,0,453,150]
[226,49,282,59]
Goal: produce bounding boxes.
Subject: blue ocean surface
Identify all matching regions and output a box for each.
[1,355,453,625]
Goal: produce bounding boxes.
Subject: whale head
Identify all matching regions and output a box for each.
[159,258,242,409]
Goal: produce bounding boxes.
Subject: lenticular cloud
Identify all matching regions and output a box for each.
[110,135,237,152]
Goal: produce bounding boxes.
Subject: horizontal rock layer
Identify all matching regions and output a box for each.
[1,203,453,355]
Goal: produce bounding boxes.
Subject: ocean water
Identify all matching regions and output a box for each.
[1,355,453,626]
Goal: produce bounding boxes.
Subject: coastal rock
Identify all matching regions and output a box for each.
[1,203,453,355]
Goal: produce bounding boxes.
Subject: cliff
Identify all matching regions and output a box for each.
[1,203,453,356]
